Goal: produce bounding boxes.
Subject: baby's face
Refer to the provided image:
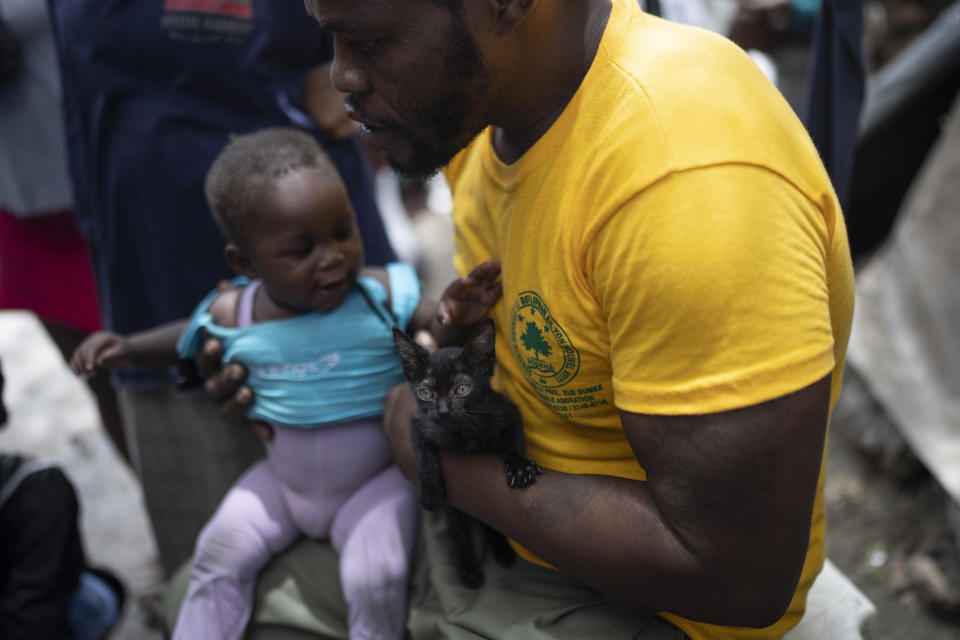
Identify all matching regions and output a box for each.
[243,167,364,313]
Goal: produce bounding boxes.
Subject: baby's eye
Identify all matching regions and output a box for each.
[282,245,311,259]
[454,384,472,396]
[416,388,435,402]
[334,227,355,242]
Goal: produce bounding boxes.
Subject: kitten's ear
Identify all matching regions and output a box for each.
[393,327,429,381]
[463,318,496,376]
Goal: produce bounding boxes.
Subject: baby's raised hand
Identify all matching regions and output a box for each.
[438,259,503,327]
[70,332,132,379]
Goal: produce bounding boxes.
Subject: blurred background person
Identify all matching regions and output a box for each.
[46,0,396,578]
[0,0,128,463]
[0,378,125,640]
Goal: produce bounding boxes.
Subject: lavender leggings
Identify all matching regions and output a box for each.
[171,418,418,640]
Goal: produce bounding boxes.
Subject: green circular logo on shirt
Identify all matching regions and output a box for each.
[510,291,580,388]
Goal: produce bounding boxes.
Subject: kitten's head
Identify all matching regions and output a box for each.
[393,319,496,420]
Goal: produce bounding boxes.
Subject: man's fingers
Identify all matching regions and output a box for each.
[203,363,247,401]
[251,421,274,442]
[218,385,253,422]
[195,336,225,378]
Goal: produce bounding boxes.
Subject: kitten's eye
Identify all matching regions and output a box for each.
[416,388,435,402]
[454,383,472,397]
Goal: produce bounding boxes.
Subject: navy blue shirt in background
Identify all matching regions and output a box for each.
[47,0,395,348]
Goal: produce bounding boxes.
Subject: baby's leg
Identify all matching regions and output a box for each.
[331,465,419,640]
[172,460,299,640]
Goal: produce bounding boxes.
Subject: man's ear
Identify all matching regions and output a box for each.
[490,0,535,35]
[224,243,256,279]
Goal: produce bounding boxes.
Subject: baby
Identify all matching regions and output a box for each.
[72,127,501,640]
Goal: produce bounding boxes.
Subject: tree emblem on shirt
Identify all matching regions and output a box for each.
[510,291,579,388]
[520,321,552,362]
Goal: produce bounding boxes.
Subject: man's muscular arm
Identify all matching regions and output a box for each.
[384,373,831,627]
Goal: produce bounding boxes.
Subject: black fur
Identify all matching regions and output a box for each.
[393,319,540,588]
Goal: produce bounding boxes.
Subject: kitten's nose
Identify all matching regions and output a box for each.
[437,399,449,415]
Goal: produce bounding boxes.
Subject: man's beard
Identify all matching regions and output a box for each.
[356,13,491,181]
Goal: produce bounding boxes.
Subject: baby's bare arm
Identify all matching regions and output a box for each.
[71,320,188,379]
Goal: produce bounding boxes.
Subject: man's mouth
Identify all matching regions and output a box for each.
[345,104,388,130]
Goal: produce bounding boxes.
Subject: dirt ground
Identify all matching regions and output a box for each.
[826,367,960,639]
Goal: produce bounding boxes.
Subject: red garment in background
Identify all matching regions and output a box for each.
[0,208,102,333]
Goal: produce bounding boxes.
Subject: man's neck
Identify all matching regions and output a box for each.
[491,0,612,165]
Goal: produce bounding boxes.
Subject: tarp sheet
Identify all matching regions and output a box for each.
[847,94,960,504]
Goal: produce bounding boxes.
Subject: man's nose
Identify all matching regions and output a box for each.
[331,36,371,95]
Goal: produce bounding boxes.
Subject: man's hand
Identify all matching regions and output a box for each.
[438,259,503,326]
[70,332,132,379]
[303,62,359,140]
[195,335,273,441]
[383,383,419,482]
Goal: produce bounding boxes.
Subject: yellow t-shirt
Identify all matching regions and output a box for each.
[446,1,854,639]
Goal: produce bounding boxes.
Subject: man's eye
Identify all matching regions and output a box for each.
[416,388,435,402]
[454,384,471,396]
[357,39,380,55]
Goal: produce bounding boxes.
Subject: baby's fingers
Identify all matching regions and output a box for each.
[69,349,88,377]
[437,300,453,326]
[487,280,504,303]
[468,259,501,283]
[96,343,127,370]
[71,344,102,379]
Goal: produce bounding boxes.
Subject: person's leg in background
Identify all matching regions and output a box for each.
[117,385,264,577]
[0,457,125,640]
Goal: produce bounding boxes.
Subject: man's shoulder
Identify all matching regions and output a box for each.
[590,17,828,202]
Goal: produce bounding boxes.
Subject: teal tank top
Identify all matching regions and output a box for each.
[176,263,421,427]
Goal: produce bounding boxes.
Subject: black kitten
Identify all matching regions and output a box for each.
[393,318,541,588]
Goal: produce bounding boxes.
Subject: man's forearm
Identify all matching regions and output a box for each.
[438,451,799,628]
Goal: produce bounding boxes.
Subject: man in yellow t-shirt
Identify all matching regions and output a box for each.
[197,0,854,638]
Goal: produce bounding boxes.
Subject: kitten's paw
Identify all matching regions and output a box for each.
[458,566,485,590]
[504,457,542,489]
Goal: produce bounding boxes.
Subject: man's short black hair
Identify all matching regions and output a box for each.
[204,127,335,244]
